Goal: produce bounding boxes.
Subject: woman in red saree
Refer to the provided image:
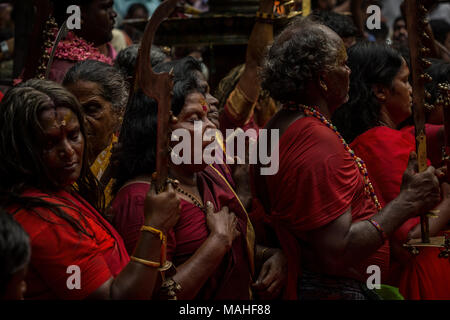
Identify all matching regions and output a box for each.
[110,57,287,300]
[253,16,441,300]
[332,42,450,299]
[0,79,180,299]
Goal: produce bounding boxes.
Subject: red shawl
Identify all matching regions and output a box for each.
[252,117,390,299]
[9,188,129,299]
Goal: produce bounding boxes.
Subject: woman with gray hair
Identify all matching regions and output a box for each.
[63,59,128,207]
[251,16,442,299]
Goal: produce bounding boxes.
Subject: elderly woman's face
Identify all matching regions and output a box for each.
[323,36,351,114]
[65,81,119,162]
[195,71,220,128]
[38,107,84,187]
[169,91,216,170]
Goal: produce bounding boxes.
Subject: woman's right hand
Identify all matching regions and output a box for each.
[400,152,441,216]
[143,181,181,233]
[205,202,240,250]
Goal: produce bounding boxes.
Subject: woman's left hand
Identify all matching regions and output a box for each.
[252,248,287,299]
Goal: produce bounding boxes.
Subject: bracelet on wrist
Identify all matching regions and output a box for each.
[130,255,160,268]
[141,225,166,241]
[141,225,167,264]
[367,218,388,242]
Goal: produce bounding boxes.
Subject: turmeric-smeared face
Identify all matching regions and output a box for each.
[38,107,84,187]
[66,80,119,162]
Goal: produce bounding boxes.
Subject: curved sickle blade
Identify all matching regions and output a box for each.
[134,0,178,192]
[45,19,69,80]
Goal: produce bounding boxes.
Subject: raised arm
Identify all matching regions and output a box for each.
[226,0,275,125]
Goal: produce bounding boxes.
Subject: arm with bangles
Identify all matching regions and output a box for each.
[226,0,274,125]
[169,202,240,299]
[87,182,180,300]
[306,152,441,275]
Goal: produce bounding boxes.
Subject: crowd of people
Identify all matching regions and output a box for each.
[0,0,450,300]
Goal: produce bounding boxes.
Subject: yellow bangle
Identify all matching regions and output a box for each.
[130,256,160,268]
[141,225,168,264]
[141,225,166,242]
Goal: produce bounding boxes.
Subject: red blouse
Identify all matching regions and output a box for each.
[9,189,129,299]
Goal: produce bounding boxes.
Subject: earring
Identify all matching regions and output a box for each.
[320,81,328,92]
[169,111,178,123]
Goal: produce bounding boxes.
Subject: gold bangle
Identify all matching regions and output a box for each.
[130,256,160,268]
[141,225,166,242]
[141,225,168,267]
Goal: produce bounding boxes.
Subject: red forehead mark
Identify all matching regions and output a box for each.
[200,98,208,112]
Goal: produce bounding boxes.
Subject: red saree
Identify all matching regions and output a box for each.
[253,117,390,299]
[350,126,450,299]
[111,164,255,300]
[8,188,129,299]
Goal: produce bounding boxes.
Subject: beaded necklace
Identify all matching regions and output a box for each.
[175,185,205,212]
[166,177,206,212]
[286,103,382,211]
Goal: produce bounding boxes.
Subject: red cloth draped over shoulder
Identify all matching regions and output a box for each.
[111,164,254,300]
[0,90,3,102]
[253,117,389,299]
[8,189,129,299]
[350,126,450,299]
